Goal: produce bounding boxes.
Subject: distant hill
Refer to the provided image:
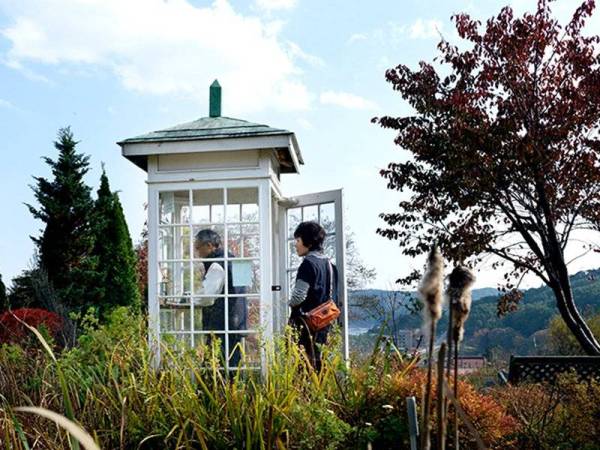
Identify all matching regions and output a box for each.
[471,287,500,300]
[350,268,600,356]
[349,286,500,331]
[351,286,498,303]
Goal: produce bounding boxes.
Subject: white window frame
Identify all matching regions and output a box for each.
[278,188,348,361]
[148,178,273,369]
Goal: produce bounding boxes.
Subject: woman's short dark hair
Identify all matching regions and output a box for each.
[294,221,326,251]
[195,228,222,247]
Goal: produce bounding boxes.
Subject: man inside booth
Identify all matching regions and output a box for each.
[194,229,247,367]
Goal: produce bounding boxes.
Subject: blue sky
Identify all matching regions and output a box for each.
[1,0,597,290]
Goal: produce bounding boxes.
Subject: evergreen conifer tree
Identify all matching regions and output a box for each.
[92,167,141,315]
[27,128,100,312]
[6,270,36,309]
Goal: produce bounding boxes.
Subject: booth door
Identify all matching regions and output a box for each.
[280,189,348,361]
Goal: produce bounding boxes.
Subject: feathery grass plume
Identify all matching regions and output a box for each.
[418,246,444,450]
[449,266,476,344]
[446,266,477,377]
[447,265,476,450]
[420,246,444,325]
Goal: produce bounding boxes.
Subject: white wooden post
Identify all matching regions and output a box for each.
[147,178,160,368]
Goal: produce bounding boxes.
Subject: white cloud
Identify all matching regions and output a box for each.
[2,57,51,83]
[255,0,297,12]
[320,91,378,110]
[0,98,13,108]
[296,118,313,130]
[0,0,312,113]
[409,18,443,40]
[347,33,368,44]
[376,55,392,71]
[286,41,325,67]
[347,19,443,47]
[388,22,407,43]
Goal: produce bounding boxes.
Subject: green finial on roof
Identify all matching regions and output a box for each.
[209,80,221,117]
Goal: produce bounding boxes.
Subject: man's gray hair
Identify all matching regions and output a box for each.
[195,228,222,247]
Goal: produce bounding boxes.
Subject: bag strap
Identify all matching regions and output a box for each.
[327,260,334,300]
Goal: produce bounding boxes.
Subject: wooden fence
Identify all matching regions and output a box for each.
[508,356,600,384]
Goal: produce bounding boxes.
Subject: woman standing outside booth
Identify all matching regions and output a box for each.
[288,221,339,371]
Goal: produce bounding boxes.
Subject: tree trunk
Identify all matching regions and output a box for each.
[550,276,600,355]
[534,179,600,354]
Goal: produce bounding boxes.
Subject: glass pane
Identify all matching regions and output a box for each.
[158,227,174,261]
[159,304,191,332]
[227,225,242,257]
[193,261,228,296]
[228,188,259,223]
[231,259,260,294]
[193,298,224,331]
[192,306,202,332]
[200,299,228,324]
[159,226,191,261]
[227,224,259,258]
[288,271,297,296]
[227,203,241,223]
[192,189,224,224]
[243,296,261,331]
[192,262,204,295]
[181,227,191,259]
[159,191,190,225]
[229,333,261,368]
[227,297,251,331]
[320,203,335,233]
[288,240,301,269]
[287,207,301,235]
[324,234,336,262]
[158,262,191,297]
[193,225,225,259]
[192,262,206,295]
[242,204,259,222]
[241,224,260,257]
[303,205,318,222]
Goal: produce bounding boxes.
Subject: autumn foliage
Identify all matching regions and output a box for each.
[491,374,600,449]
[374,0,600,354]
[390,368,518,449]
[0,308,62,344]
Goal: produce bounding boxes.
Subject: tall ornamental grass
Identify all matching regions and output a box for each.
[0,307,515,449]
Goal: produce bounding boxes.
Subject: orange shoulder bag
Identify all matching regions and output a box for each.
[302,260,340,333]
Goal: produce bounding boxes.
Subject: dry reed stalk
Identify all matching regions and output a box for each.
[15,406,100,450]
[436,343,447,450]
[418,246,444,450]
[446,266,476,450]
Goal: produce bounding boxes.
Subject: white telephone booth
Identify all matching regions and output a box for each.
[119,81,348,369]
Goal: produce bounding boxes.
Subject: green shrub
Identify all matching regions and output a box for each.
[1,308,518,449]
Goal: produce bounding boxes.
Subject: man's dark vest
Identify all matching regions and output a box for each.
[201,248,247,331]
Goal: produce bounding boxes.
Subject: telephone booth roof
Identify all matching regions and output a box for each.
[118,115,304,173]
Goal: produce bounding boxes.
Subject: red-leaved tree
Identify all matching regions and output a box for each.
[374,0,600,353]
[0,308,63,344]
